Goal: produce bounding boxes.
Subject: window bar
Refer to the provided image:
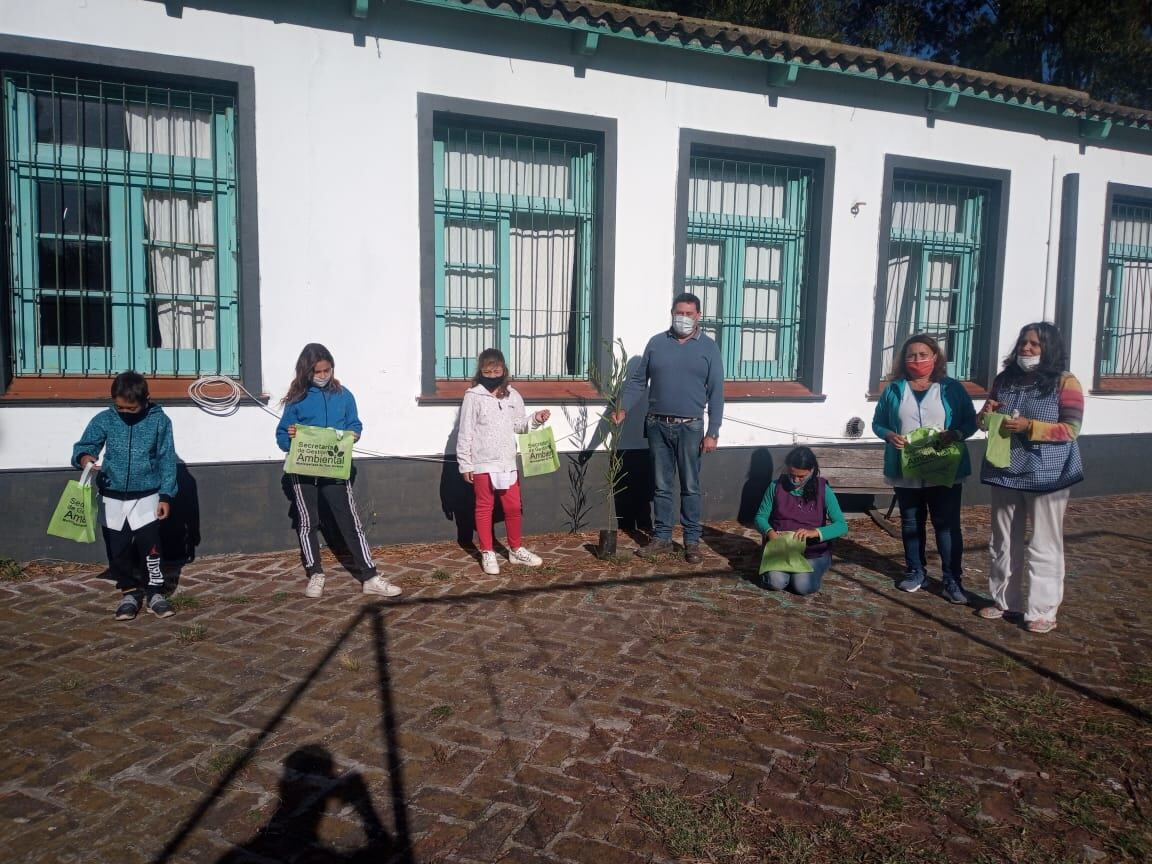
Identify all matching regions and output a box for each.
[98,79,110,378]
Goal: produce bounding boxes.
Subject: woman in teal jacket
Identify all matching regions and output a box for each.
[872,334,977,603]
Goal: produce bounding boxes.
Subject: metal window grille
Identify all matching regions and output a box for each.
[1101,199,1152,378]
[684,154,812,381]
[432,122,597,380]
[2,70,239,378]
[879,175,988,380]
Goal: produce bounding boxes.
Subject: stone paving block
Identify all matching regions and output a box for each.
[3,497,1152,862]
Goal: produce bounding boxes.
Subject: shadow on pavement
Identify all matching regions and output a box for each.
[154,547,1149,861]
[215,745,397,863]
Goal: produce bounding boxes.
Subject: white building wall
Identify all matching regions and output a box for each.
[1,0,1149,474]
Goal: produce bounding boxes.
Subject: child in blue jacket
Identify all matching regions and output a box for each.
[276,343,401,599]
[73,371,178,620]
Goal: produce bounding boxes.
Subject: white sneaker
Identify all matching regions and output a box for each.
[480,551,501,575]
[509,547,543,567]
[305,573,325,598]
[362,576,402,597]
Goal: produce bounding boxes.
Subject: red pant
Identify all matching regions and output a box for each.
[473,473,523,551]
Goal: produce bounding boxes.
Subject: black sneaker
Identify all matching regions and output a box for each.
[942,581,968,605]
[684,543,703,564]
[635,539,674,561]
[147,592,175,618]
[115,592,143,621]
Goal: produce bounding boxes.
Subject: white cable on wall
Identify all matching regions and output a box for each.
[187,376,902,458]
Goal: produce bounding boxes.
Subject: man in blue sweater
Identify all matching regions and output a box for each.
[615,293,725,563]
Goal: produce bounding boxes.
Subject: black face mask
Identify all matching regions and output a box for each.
[479,375,505,392]
[118,403,150,426]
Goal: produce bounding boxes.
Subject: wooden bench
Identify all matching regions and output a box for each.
[809,446,899,537]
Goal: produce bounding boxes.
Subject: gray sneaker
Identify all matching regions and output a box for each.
[115,592,143,621]
[635,539,674,561]
[897,572,925,593]
[147,592,174,618]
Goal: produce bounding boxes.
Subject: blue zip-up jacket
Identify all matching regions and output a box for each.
[871,377,978,481]
[71,403,178,502]
[276,384,363,452]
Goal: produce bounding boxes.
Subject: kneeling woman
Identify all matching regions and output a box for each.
[754,447,849,595]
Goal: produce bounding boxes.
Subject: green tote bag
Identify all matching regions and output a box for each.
[285,425,355,480]
[46,464,98,544]
[516,426,560,478]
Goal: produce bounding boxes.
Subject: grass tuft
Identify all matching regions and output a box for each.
[0,559,28,582]
[178,623,207,644]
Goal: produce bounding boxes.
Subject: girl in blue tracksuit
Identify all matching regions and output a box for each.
[73,371,178,621]
[276,343,401,600]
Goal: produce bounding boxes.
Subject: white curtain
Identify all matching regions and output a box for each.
[881,251,915,376]
[444,221,497,364]
[126,105,212,158]
[509,223,577,377]
[740,242,783,363]
[144,191,216,351]
[689,175,786,219]
[444,141,570,199]
[1109,261,1152,376]
[685,240,723,344]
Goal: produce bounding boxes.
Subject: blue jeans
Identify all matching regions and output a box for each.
[894,484,964,584]
[646,416,704,545]
[765,552,831,596]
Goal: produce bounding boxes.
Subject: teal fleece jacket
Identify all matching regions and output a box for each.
[871,377,978,481]
[71,403,178,501]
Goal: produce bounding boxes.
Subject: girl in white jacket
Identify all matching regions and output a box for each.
[457,349,551,574]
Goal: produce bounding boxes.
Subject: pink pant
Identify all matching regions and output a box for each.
[473,474,523,551]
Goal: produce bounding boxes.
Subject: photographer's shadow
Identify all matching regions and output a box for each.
[217,745,398,864]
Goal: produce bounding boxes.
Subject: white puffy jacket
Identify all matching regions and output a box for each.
[455,384,539,475]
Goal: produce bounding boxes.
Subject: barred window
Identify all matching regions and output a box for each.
[1100,198,1152,380]
[432,121,597,381]
[3,70,238,379]
[683,153,813,381]
[878,174,989,382]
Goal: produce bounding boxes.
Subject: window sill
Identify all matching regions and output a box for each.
[724,381,826,401]
[1,376,263,405]
[1092,378,1152,394]
[418,380,604,404]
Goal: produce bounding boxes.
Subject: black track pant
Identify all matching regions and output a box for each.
[287,475,376,581]
[103,519,163,593]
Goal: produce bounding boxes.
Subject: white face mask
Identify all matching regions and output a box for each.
[312,375,332,388]
[1016,354,1041,371]
[672,314,697,337]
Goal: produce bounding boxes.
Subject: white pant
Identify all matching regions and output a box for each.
[987,486,1070,622]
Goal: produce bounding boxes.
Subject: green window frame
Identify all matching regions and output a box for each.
[682,154,812,381]
[1099,197,1152,379]
[432,121,598,381]
[3,70,239,378]
[878,174,988,381]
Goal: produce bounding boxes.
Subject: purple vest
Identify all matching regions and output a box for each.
[769,477,830,559]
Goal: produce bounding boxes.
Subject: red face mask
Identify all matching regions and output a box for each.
[905,359,935,379]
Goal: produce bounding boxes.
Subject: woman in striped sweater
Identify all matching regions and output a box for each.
[978,322,1084,634]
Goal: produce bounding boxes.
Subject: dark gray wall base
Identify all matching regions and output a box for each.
[5,434,1150,564]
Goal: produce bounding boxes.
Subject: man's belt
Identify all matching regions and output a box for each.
[648,414,700,424]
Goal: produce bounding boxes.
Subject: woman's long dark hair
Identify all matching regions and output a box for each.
[888,333,948,382]
[997,322,1067,395]
[282,343,342,406]
[472,347,512,399]
[784,446,821,505]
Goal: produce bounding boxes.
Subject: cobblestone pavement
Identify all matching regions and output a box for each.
[2,495,1151,864]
